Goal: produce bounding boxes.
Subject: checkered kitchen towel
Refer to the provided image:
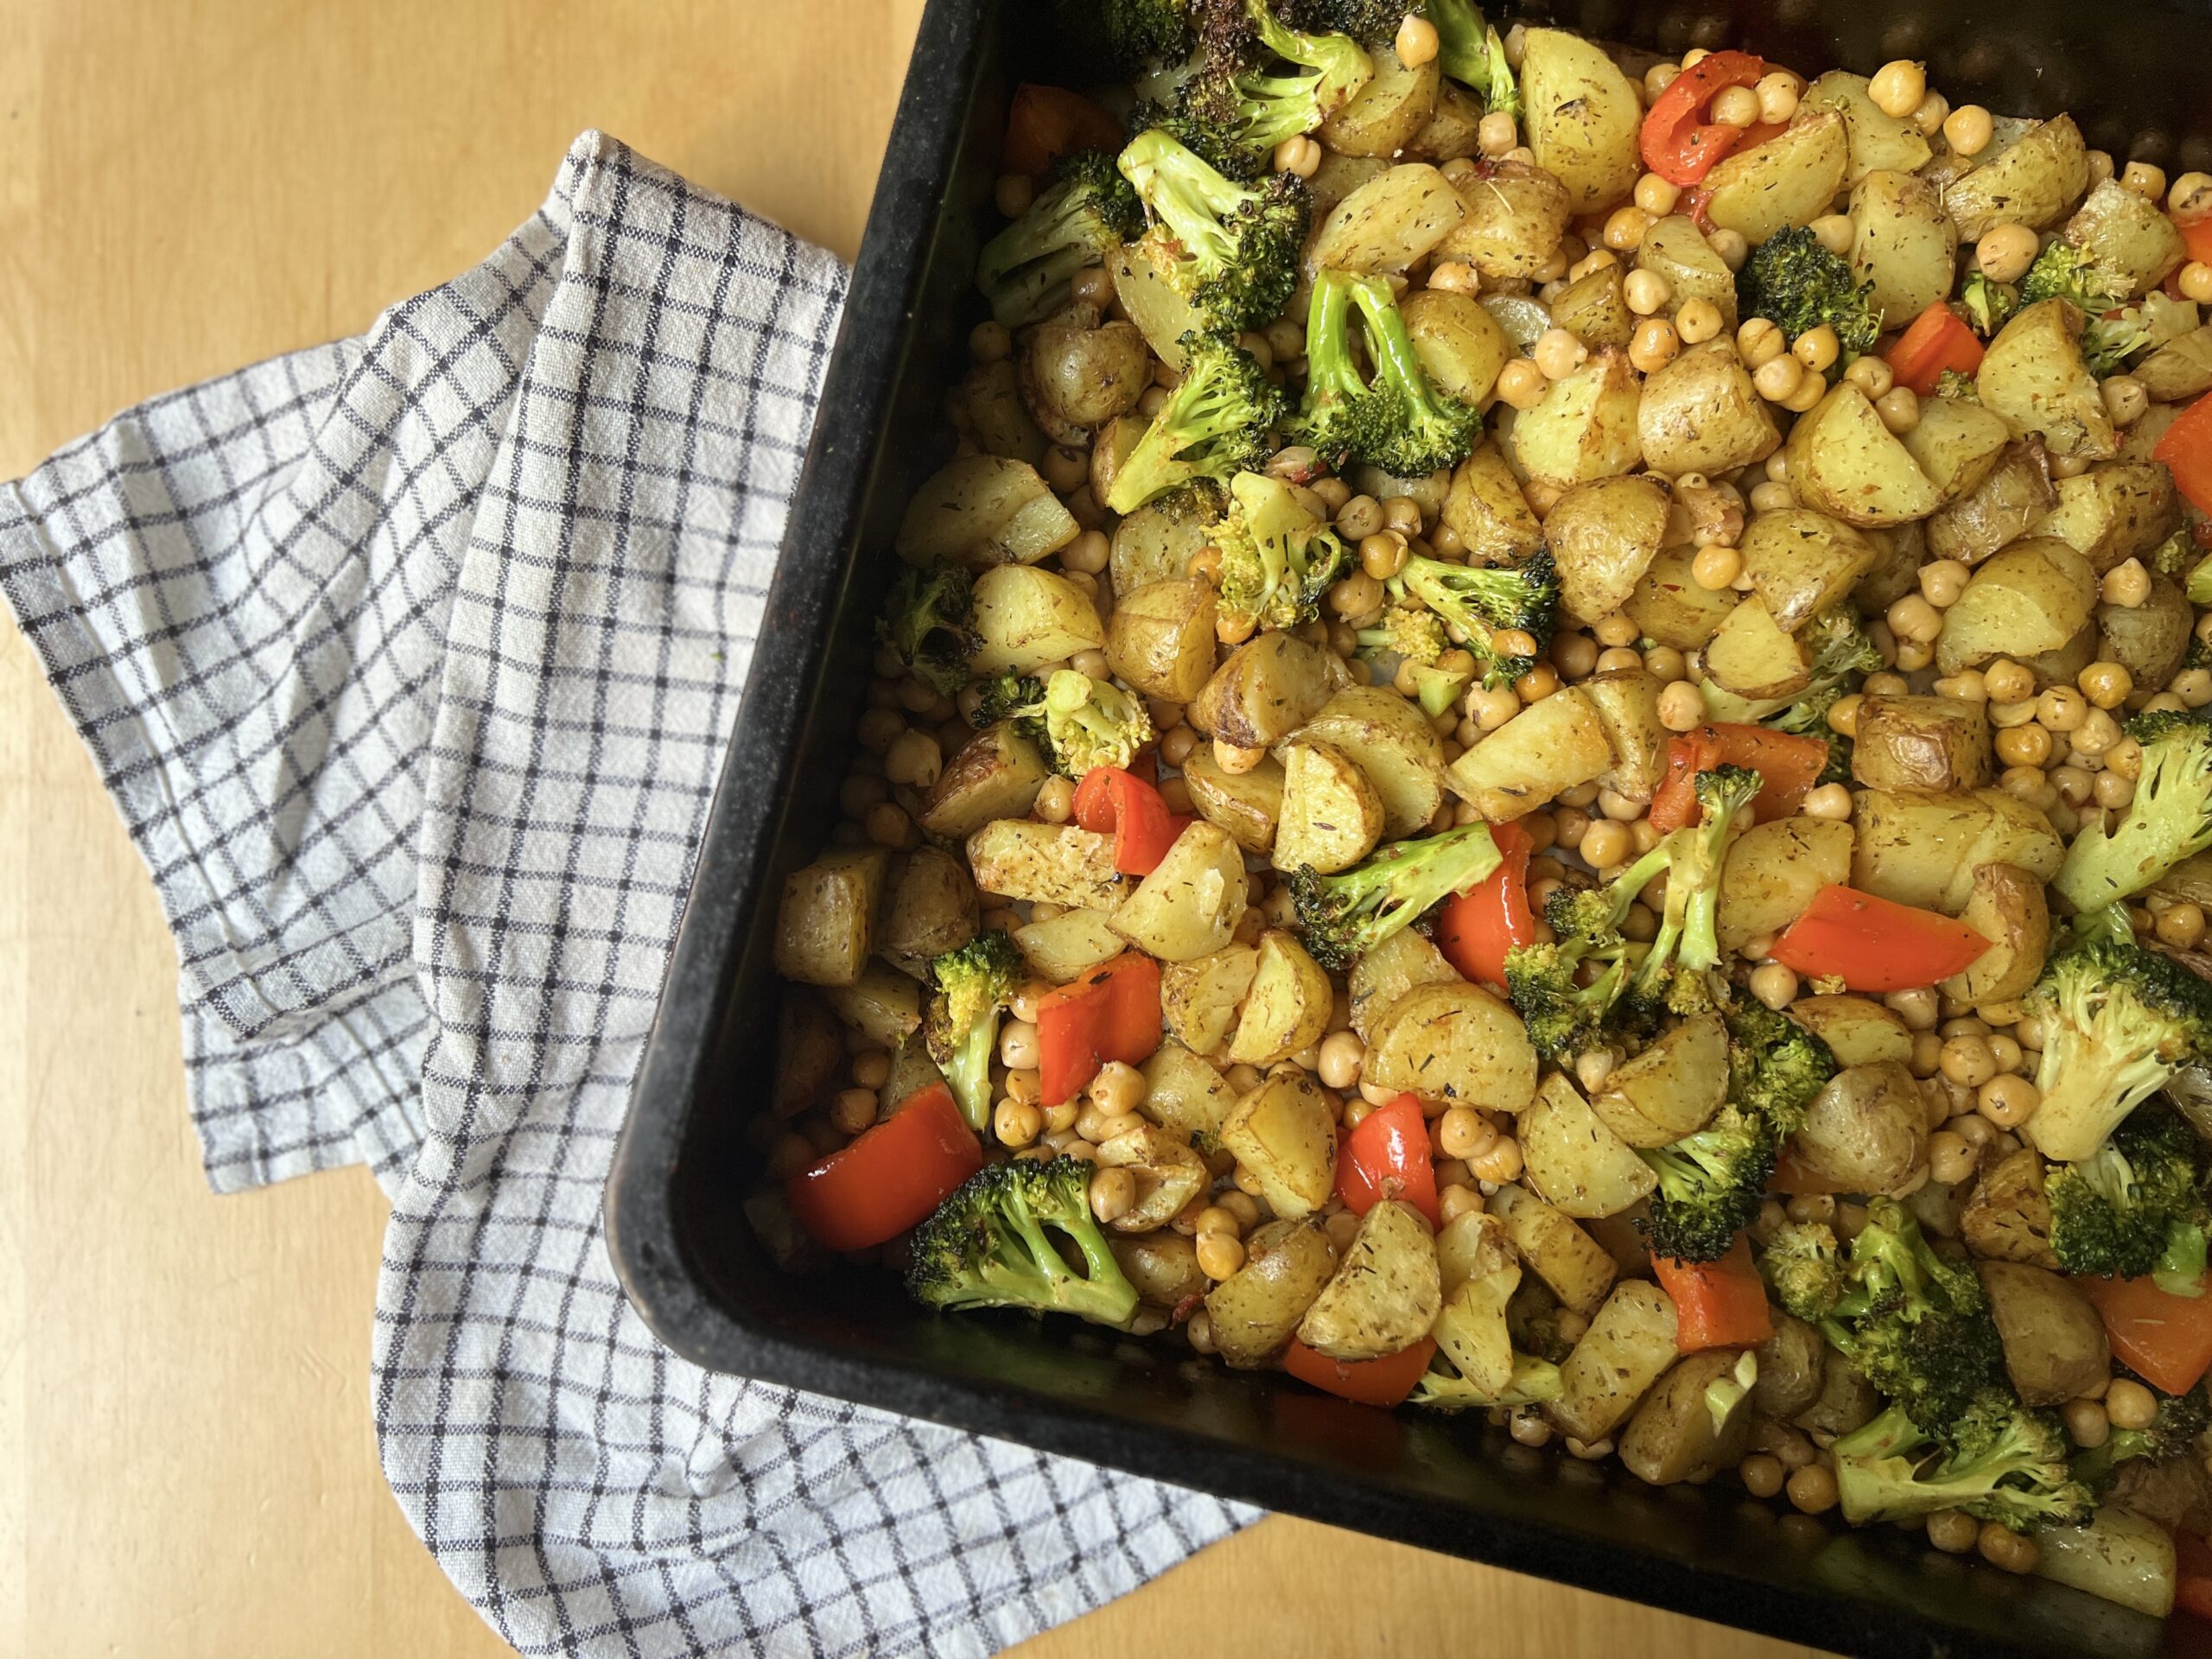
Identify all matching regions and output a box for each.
[0,131,1251,1656]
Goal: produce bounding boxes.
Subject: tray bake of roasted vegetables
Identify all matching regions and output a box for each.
[754,0,2212,1621]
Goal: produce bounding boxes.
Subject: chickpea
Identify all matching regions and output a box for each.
[1359,530,1410,581]
[1873,385,1920,433]
[1942,104,1994,157]
[1747,480,1795,513]
[1675,297,1724,344]
[1737,316,1788,368]
[2124,159,2169,201]
[2102,374,2150,427]
[2107,1377,2159,1432]
[1496,357,1549,410]
[1393,10,1440,65]
[1477,111,1519,156]
[1195,1230,1246,1281]
[2157,901,2209,950]
[1917,558,1971,608]
[1786,1463,1840,1515]
[1842,354,1895,401]
[1975,222,2039,283]
[1090,1060,1146,1116]
[1580,818,1633,870]
[2079,660,2134,709]
[1939,1034,1999,1089]
[1634,172,1682,216]
[1438,1106,1499,1162]
[1928,1129,1979,1185]
[1752,351,1805,404]
[1912,90,1950,137]
[1604,204,1652,251]
[1927,1510,1980,1554]
[1978,1072,2039,1128]
[2062,1397,2111,1450]
[995,1098,1042,1148]
[1802,782,1853,821]
[1888,593,1943,643]
[993,172,1034,218]
[1628,316,1681,373]
[1983,659,2036,702]
[1467,1135,1523,1184]
[1691,543,1745,590]
[1867,59,1926,118]
[1994,723,2053,768]
[1738,1452,1787,1498]
[1534,327,1588,379]
[1887,986,1941,1030]
[1749,963,1800,1010]
[864,801,912,848]
[1978,1522,2038,1575]
[2172,170,2212,217]
[1317,1030,1364,1090]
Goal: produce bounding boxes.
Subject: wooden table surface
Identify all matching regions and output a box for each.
[0,4,1827,1656]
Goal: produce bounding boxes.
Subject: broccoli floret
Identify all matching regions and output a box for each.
[1737,226,1881,363]
[1395,549,1560,687]
[925,931,1024,1129]
[1627,766,1762,1015]
[1215,468,1351,633]
[1289,823,1505,970]
[1276,0,1405,48]
[1700,606,1879,732]
[1833,1394,2094,1529]
[1957,273,2018,340]
[1824,1197,2008,1435]
[1761,1220,1849,1323]
[1293,271,1479,474]
[2191,549,2212,607]
[877,563,977,699]
[976,150,1147,329]
[1173,0,1375,169]
[2049,1100,2212,1295]
[1505,841,1674,1059]
[906,1156,1141,1327]
[1289,268,1390,464]
[2055,706,2212,911]
[1409,1352,1564,1410]
[1725,998,1839,1140]
[2020,238,2129,311]
[2073,1376,2212,1491]
[2022,932,2212,1165]
[1933,367,1982,402]
[1118,127,1310,332]
[1406,659,1474,717]
[976,671,1155,776]
[1420,0,1518,115]
[1357,605,1448,664]
[1640,1104,1777,1264]
[1107,327,1286,513]
[1050,0,1193,77]
[976,671,1049,749]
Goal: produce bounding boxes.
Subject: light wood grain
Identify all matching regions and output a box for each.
[0,4,1822,1656]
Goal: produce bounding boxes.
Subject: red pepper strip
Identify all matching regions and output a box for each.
[1434,819,1535,991]
[1639,51,1767,186]
[1885,302,1986,396]
[785,1082,982,1253]
[1001,84,1124,181]
[1649,723,1828,833]
[2181,213,2212,273]
[2080,1271,2212,1395]
[1334,1099,1441,1227]
[1035,950,1164,1106]
[1652,1236,1774,1351]
[1648,728,1726,835]
[1770,885,1990,993]
[2176,1530,2212,1622]
[1283,1336,1438,1408]
[1072,766,1191,875]
[2156,389,2212,515]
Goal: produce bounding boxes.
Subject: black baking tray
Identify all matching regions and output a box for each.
[607,3,2212,1653]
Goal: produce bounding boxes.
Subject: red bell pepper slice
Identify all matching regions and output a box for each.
[1001,84,1124,181]
[2179,212,2212,274]
[1639,51,1767,186]
[1333,1097,1441,1227]
[1434,819,1535,991]
[1769,885,1990,993]
[2080,1271,2212,1395]
[785,1081,982,1253]
[1648,723,1828,833]
[1653,1236,1775,1351]
[1885,302,1986,396]
[1072,766,1191,875]
[2155,389,2212,515]
[1036,951,1164,1106]
[1283,1336,1438,1408]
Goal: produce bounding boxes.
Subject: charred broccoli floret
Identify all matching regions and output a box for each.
[2021,931,2212,1165]
[975,150,1147,328]
[2020,238,2130,311]
[1172,0,1374,170]
[1957,272,2018,340]
[1761,1220,1849,1323]
[906,1156,1141,1327]
[1725,998,1839,1136]
[1736,226,1881,363]
[925,931,1023,1129]
[976,670,1154,776]
[1050,0,1193,77]
[1395,548,1560,687]
[1832,1393,2094,1529]
[1421,0,1518,114]
[1289,823,1505,970]
[876,563,976,698]
[1625,766,1761,1016]
[1106,327,1285,512]
[1823,1198,2008,1436]
[1215,469,1351,633]
[1118,127,1310,331]
[1293,270,1479,474]
[2048,1099,2212,1296]
[2073,1376,2212,1492]
[2054,707,2212,911]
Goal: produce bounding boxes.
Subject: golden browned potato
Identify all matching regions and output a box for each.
[1094,1121,1207,1232]
[1506,349,1643,489]
[1307,150,1391,219]
[1438,159,1573,280]
[1898,396,2013,506]
[1491,1183,1618,1316]
[1516,29,1642,212]
[1794,1354,1880,1440]
[1789,994,1912,1066]
[773,845,888,987]
[1106,577,1217,702]
[1702,110,1848,244]
[1961,1147,2061,1268]
[1716,818,1854,955]
[1850,787,2065,912]
[2098,575,2195,690]
[1161,945,1259,1055]
[1402,289,1511,407]
[1978,300,2117,461]
[1848,168,1957,324]
[1319,45,1440,158]
[1545,474,1669,624]
[774,987,844,1118]
[1942,115,2090,241]
[1755,1315,1830,1421]
[1205,1218,1338,1368]
[1364,981,1539,1113]
[1546,1279,1677,1440]
[1348,925,1463,1042]
[1625,543,1739,649]
[1852,521,1927,611]
[1446,685,1613,819]
[1518,1071,1658,1219]
[1110,1231,1208,1308]
[1106,244,1200,371]
[1226,930,1334,1068]
[919,721,1050,840]
[1582,670,1669,805]
[1936,535,2098,678]
[1411,79,1485,162]
[898,453,1080,572]
[1738,510,1877,631]
[2135,327,2212,404]
[880,846,978,964]
[1013,907,1124,983]
[969,563,1105,671]
[1180,747,1284,855]
[1786,384,1944,526]
[1141,1039,1238,1138]
[2034,1510,2178,1620]
[1442,441,1546,562]
[1939,862,2050,1005]
[2033,463,2181,572]
[1272,738,1385,874]
[1297,1199,1442,1361]
[1619,1349,1758,1486]
[1548,263,1633,349]
[1220,1068,1338,1220]
[1635,343,1779,479]
[1787,1061,1929,1194]
[960,358,1049,464]
[1306,162,1465,276]
[1977,1262,2111,1406]
[1109,486,1216,592]
[2063,176,2185,296]
[1590,1012,1728,1148]
[820,963,924,1048]
[1636,215,1739,327]
[1020,316,1151,440]
[1109,820,1248,960]
[1850,695,1994,792]
[1802,71,1933,183]
[1924,440,2057,566]
[1702,593,1810,700]
[968,819,1127,910]
[1296,686,1448,838]
[1189,631,1345,748]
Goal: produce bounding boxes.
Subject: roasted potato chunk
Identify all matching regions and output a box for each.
[967,819,1127,911]
[1272,738,1386,874]
[1581,670,1669,805]
[880,846,979,964]
[1619,1349,1758,1487]
[1850,695,1993,792]
[1506,349,1643,490]
[2032,462,2180,573]
[1849,787,2064,913]
[1701,109,1848,244]
[1625,543,1738,650]
[1961,1147,2061,1268]
[1014,907,1128,985]
[1518,1071,1658,1219]
[1110,821,1249,961]
[773,987,844,1118]
[1095,1121,1207,1233]
[1205,1219,1338,1368]
[1319,45,1439,159]
[1295,686,1447,839]
[774,845,889,987]
[1786,384,1943,526]
[1738,510,1876,632]
[1977,1262,2110,1406]
[1107,577,1218,702]
[1516,29,1642,211]
[1141,1039,1238,1139]
[1547,1279,1677,1439]
[1297,1200,1443,1361]
[1635,342,1778,478]
[1491,1183,1618,1316]
[1925,440,2057,566]
[1789,995,1913,1067]
[1364,982,1539,1113]
[1437,159,1573,281]
[1446,685,1612,819]
[1220,1068,1338,1221]
[1942,115,2090,242]
[1180,747,1284,854]
[1716,818,1853,955]
[1977,300,2117,461]
[1936,535,2098,680]
[1306,162,1465,275]
[2098,574,2194,690]
[1226,930,1333,1068]
[1402,289,1510,406]
[1786,1061,1929,1196]
[1442,441,1545,563]
[1348,925,1462,1043]
[1544,474,1669,625]
[1937,862,2050,1005]
[1702,593,1810,701]
[1590,1012,1728,1148]
[1190,632,1344,749]
[1161,945,1259,1056]
[969,563,1105,672]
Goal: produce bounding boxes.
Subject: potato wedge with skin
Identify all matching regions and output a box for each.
[1109,491,1216,593]
[1438,159,1573,280]
[959,359,1047,465]
[1962,1147,2060,1268]
[918,720,1052,839]
[1014,907,1127,984]
[1702,593,1810,701]
[895,454,1077,569]
[1786,1061,1929,1195]
[1190,631,1344,749]
[1227,930,1334,1068]
[1442,441,1545,563]
[1109,820,1249,961]
[1716,818,1854,955]
[1508,349,1643,489]
[1519,1072,1658,1220]
[1589,1012,1728,1149]
[1803,72,1933,185]
[820,963,923,1049]
[1924,439,2058,567]
[1755,1315,1830,1421]
[1547,264,1633,350]
[1111,1231,1208,1309]
[1179,747,1284,854]
[1977,300,2117,461]
[1349,925,1462,1043]
[1107,243,1200,372]
[2032,462,2180,573]
[1411,79,1485,162]
[1272,738,1385,874]
[1849,787,2064,913]
[774,988,844,1118]
[1295,686,1447,839]
[1619,1349,1758,1487]
[1141,1039,1238,1139]
[2098,575,2194,690]
[967,820,1128,911]
[1785,384,1944,526]
[1851,522,1925,611]
[1306,162,1465,276]
[2033,1509,2177,1619]
[774,846,889,987]
[1848,169,1956,326]
[1364,981,1538,1114]
[1446,684,1611,820]
[1491,1183,1618,1317]
[1160,945,1259,1056]
[1702,110,1848,245]
[1942,115,2090,241]
[1634,342,1777,478]
[880,846,978,964]
[1516,29,1642,213]
[1545,474,1669,624]
[2064,177,2187,297]
[1899,396,2012,506]
[1021,318,1151,436]
[1851,695,1994,792]
[1308,151,1391,219]
[1978,1262,2110,1407]
[2135,326,2212,404]
[1106,577,1217,702]
[1938,862,2050,1005]
[1625,543,1738,650]
[1636,216,1738,327]
[1789,995,1912,1067]
[1296,1199,1442,1362]
[1936,535,2098,678]
[1547,1280,1678,1440]
[1220,1068,1338,1221]
[969,563,1105,672]
[1581,670,1669,805]
[1401,289,1511,407]
[1319,45,1440,159]
[1205,1219,1338,1368]
[1095,1122,1208,1233]
[1738,510,1876,632]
